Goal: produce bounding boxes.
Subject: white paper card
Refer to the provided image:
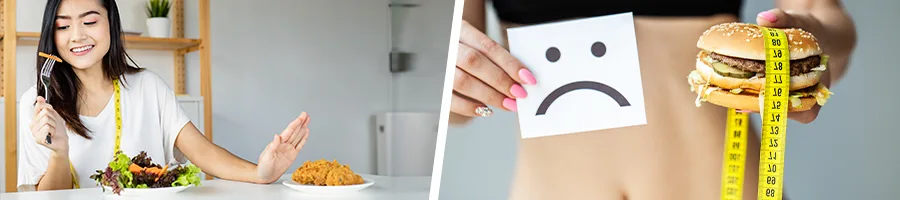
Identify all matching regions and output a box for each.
[507,12,647,139]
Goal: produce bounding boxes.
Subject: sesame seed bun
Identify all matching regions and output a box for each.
[695,59,822,91]
[697,22,822,60]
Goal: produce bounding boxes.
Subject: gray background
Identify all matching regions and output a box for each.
[439,0,900,199]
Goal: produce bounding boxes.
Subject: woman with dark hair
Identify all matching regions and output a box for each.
[18,0,311,191]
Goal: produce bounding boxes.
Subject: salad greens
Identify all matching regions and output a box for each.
[90,151,202,195]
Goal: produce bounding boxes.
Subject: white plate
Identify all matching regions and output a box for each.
[101,185,192,196]
[282,178,375,194]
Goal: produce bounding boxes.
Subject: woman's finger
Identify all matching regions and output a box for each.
[451,92,493,117]
[286,126,301,146]
[295,127,310,149]
[299,112,310,128]
[457,44,526,99]
[453,68,516,112]
[37,124,52,145]
[787,105,821,124]
[301,116,310,129]
[40,115,55,129]
[31,111,52,133]
[294,127,309,149]
[32,104,51,127]
[280,115,305,139]
[459,22,536,85]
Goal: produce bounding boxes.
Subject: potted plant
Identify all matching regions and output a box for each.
[146,0,171,38]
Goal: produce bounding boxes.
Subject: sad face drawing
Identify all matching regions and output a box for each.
[507,12,648,139]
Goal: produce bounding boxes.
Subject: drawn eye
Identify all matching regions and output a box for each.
[591,41,606,58]
[545,47,561,63]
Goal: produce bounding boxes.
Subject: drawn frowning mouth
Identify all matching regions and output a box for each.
[535,81,631,115]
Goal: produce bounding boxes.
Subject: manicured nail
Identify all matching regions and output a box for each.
[475,106,493,117]
[503,98,517,111]
[518,69,537,85]
[757,11,777,23]
[510,84,527,98]
[737,109,751,113]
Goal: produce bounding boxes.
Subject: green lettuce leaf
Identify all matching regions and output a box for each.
[172,164,202,187]
[108,151,135,188]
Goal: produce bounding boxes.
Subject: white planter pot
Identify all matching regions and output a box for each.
[146,17,170,38]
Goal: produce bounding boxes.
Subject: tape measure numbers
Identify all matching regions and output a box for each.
[758,27,790,200]
[718,27,790,200]
[720,108,749,200]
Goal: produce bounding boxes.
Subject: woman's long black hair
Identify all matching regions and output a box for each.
[36,0,143,139]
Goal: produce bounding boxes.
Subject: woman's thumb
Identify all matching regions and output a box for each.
[757,8,822,33]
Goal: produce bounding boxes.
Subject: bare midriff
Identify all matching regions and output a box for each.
[502,14,762,200]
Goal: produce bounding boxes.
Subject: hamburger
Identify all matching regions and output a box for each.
[688,22,833,112]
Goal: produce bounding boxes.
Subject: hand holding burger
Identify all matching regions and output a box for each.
[688,9,846,124]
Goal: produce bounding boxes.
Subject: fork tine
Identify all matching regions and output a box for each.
[47,59,55,74]
[41,58,54,77]
[41,58,51,76]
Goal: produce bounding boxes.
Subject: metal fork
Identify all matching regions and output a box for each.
[40,56,56,102]
[38,53,57,144]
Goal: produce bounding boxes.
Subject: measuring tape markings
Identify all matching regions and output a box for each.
[757,27,790,200]
[718,26,790,200]
[721,108,749,200]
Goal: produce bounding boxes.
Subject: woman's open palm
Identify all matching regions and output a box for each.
[256,112,310,183]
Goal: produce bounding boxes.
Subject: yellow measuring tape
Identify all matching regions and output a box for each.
[69,79,123,189]
[719,26,790,200]
[720,108,748,200]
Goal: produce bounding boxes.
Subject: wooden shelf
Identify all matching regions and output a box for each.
[1,32,201,52]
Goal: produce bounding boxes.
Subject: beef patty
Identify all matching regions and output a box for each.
[708,52,820,76]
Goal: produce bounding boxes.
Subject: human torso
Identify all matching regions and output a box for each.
[494,4,761,200]
[60,71,183,188]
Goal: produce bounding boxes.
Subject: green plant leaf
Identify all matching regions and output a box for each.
[147,0,171,18]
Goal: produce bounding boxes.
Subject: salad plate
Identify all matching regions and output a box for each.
[91,151,203,196]
[101,185,192,196]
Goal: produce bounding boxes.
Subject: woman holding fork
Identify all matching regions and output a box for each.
[17,0,312,191]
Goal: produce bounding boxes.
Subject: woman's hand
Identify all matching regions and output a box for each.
[753,6,857,124]
[451,20,536,120]
[256,112,310,183]
[30,96,68,155]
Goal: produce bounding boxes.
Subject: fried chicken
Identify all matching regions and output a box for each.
[291,159,365,186]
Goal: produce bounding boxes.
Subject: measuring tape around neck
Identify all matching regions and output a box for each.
[69,79,123,189]
[719,27,790,200]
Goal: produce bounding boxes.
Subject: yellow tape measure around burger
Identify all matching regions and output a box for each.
[718,26,790,200]
[69,79,123,189]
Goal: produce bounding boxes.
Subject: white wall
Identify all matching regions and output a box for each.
[439,1,900,200]
[390,0,453,113]
[202,0,393,175]
[2,0,451,191]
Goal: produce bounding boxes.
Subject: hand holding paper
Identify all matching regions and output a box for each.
[507,13,648,139]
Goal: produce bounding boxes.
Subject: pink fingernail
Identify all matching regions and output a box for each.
[502,98,517,111]
[737,109,751,113]
[518,69,537,85]
[757,11,777,23]
[510,84,527,98]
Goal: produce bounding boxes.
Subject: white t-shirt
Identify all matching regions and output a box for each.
[16,70,192,191]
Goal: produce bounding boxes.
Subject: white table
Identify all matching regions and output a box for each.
[0,174,431,200]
